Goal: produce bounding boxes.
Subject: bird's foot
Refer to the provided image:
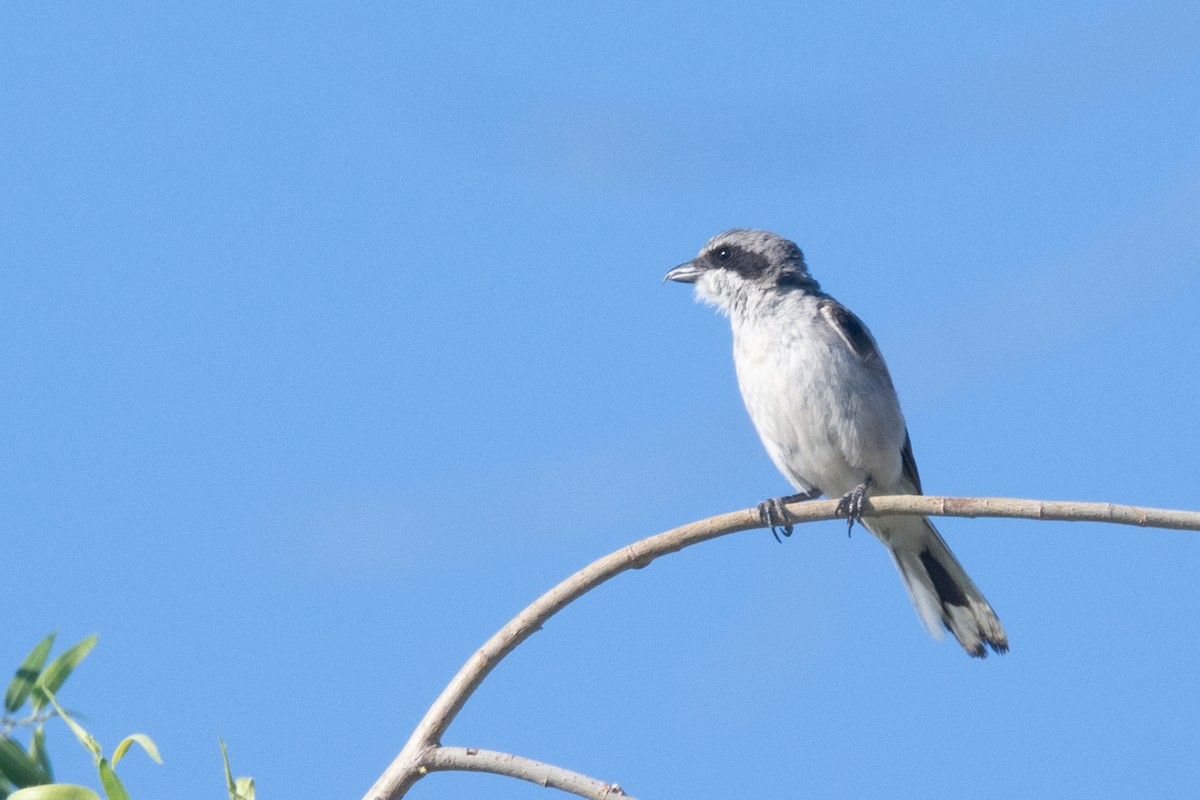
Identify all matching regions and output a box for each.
[835,480,871,535]
[758,490,823,543]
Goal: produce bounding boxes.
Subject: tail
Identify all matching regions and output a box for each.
[864,515,1008,657]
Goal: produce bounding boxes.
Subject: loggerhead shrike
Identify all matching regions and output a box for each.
[666,228,1007,657]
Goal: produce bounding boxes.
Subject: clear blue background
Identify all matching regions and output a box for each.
[4,2,1199,798]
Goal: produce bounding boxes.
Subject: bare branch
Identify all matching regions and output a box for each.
[423,746,634,799]
[364,495,1200,799]
[861,495,1200,530]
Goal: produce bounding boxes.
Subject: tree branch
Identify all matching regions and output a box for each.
[422,746,633,799]
[363,495,1200,799]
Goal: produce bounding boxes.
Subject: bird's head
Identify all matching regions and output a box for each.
[664,228,818,315]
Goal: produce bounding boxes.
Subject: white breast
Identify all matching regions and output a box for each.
[730,293,907,498]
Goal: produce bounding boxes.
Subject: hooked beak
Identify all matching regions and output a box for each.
[664,260,706,284]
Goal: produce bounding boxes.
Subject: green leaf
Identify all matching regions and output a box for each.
[28,730,51,783]
[40,693,100,762]
[96,761,128,800]
[31,637,97,713]
[110,735,160,768]
[5,634,56,713]
[233,777,255,800]
[219,741,253,800]
[8,786,102,800]
[0,738,50,788]
[219,740,235,798]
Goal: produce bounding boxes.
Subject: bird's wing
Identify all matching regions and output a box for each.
[817,298,882,363]
[900,430,922,494]
[819,297,917,486]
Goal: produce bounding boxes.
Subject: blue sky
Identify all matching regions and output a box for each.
[3,2,1199,798]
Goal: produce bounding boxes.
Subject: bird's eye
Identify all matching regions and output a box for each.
[715,247,731,261]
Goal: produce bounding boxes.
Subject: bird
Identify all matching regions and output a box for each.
[665,228,1007,657]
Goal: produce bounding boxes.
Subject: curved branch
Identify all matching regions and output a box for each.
[364,495,1200,799]
[422,746,633,799]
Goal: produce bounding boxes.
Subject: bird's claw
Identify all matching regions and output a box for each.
[757,490,822,542]
[835,481,870,535]
[758,497,794,542]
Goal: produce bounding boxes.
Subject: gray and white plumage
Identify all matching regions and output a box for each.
[666,228,1007,657]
